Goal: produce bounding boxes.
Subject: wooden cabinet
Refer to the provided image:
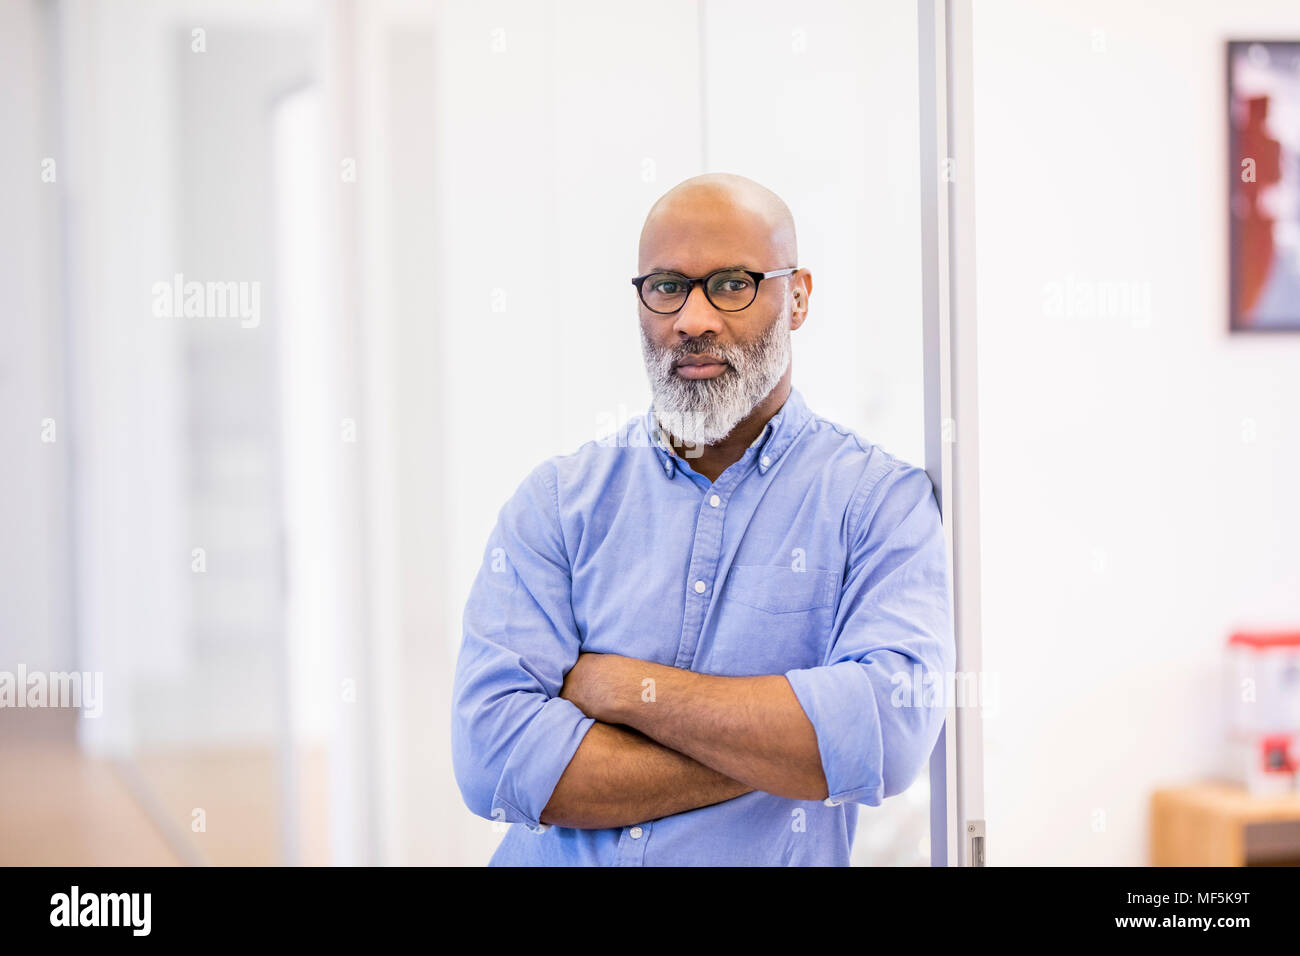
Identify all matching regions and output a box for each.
[1151,782,1300,866]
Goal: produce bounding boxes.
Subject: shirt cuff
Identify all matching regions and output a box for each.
[491,695,595,830]
[784,661,885,806]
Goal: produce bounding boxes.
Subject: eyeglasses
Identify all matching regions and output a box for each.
[631,266,798,314]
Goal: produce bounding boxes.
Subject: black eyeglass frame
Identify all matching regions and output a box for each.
[630,267,799,314]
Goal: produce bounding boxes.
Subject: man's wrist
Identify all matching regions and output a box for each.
[589,655,639,725]
[593,654,635,725]
[602,656,684,729]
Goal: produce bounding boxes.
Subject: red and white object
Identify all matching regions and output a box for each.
[1225,632,1300,794]
[1225,733,1296,796]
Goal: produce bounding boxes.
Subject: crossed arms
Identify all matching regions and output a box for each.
[450,459,954,833]
[540,654,827,828]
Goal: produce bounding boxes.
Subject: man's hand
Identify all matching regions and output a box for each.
[546,653,754,827]
[558,652,631,720]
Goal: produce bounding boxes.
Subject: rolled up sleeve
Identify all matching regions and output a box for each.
[784,460,955,807]
[450,461,594,830]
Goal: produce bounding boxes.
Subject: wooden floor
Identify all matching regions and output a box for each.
[0,709,180,865]
[132,746,329,866]
[0,709,328,866]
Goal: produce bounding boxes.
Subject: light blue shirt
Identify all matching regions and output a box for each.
[451,386,954,865]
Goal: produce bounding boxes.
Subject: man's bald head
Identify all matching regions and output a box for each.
[637,173,797,273]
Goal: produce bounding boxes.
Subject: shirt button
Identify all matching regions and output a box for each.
[709,494,720,507]
[629,826,643,839]
[824,797,841,807]
[693,580,706,594]
[664,460,672,474]
[761,456,771,468]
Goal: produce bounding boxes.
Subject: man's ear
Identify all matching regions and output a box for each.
[789,269,812,331]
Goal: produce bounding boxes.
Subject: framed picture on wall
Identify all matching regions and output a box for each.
[1228,40,1300,332]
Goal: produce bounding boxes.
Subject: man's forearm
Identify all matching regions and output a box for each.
[539,720,752,829]
[586,657,829,801]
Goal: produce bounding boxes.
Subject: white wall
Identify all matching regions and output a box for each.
[0,0,72,675]
[974,0,1300,865]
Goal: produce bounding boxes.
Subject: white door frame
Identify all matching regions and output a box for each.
[919,0,986,867]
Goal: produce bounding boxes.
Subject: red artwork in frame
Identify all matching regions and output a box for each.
[1229,41,1300,332]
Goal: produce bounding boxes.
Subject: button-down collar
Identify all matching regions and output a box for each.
[649,386,812,480]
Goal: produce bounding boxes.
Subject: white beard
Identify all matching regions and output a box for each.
[640,297,792,448]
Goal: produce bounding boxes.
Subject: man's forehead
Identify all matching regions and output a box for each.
[639,211,780,271]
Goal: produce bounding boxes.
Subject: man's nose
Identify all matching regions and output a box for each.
[672,283,724,338]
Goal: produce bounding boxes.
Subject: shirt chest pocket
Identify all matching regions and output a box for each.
[706,564,839,676]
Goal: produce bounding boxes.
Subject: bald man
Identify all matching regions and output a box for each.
[451,173,955,866]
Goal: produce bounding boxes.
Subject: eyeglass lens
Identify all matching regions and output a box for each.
[640,270,758,313]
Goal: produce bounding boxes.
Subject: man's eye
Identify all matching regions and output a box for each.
[653,281,682,294]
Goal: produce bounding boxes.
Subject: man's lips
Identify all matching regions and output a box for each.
[673,356,729,380]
